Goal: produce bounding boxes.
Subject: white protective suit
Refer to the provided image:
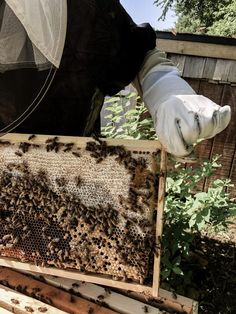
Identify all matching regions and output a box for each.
[134,49,231,157]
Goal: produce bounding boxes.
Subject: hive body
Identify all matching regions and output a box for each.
[0,134,163,287]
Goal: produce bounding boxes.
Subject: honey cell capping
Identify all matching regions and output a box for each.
[0,133,167,298]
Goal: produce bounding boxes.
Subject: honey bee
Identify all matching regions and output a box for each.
[63,142,74,152]
[45,136,58,143]
[142,305,149,313]
[19,142,31,153]
[38,307,48,313]
[28,134,36,141]
[75,176,82,187]
[15,151,23,157]
[55,177,67,187]
[97,294,105,301]
[72,152,81,157]
[0,139,11,145]
[171,290,178,299]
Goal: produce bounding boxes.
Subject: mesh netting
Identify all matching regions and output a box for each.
[0,136,160,284]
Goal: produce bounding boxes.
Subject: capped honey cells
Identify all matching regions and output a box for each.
[0,136,160,284]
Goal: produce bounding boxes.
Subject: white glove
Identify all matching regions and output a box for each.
[142,67,231,157]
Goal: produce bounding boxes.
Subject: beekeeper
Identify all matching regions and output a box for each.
[0,0,231,157]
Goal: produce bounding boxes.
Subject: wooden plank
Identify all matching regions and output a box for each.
[213,59,235,82]
[167,54,186,75]
[202,58,217,80]
[193,81,224,190]
[3,133,162,152]
[183,57,206,78]
[0,257,153,295]
[198,81,224,107]
[152,149,167,297]
[0,284,68,314]
[184,78,201,93]
[156,39,236,61]
[19,270,196,314]
[0,307,13,314]
[204,85,236,192]
[0,268,117,314]
[19,271,168,314]
[119,289,196,314]
[228,61,236,83]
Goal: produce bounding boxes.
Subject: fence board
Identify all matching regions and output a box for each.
[183,57,206,78]
[167,54,186,75]
[189,81,224,190]
[213,59,235,82]
[203,85,236,194]
[185,78,200,94]
[202,58,217,80]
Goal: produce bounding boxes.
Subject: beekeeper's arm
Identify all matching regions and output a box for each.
[133,49,231,157]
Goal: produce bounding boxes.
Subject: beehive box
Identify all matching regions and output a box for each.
[0,133,166,297]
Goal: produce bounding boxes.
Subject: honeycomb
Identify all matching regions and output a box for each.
[0,136,160,284]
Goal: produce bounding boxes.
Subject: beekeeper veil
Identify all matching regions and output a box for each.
[0,0,67,133]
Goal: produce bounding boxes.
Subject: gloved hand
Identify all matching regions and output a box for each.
[142,65,231,157]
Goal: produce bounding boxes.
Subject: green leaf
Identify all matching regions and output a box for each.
[161,268,171,280]
[202,207,211,222]
[172,266,184,276]
[195,192,209,202]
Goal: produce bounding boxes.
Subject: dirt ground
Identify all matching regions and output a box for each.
[190,219,236,314]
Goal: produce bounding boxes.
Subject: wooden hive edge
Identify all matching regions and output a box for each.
[0,267,117,314]
[18,269,199,314]
[0,133,162,152]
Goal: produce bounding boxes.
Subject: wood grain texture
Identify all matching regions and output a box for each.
[202,58,217,80]
[0,307,13,314]
[20,270,167,314]
[183,57,206,79]
[0,284,68,314]
[2,133,162,152]
[156,39,236,61]
[0,268,117,314]
[19,270,196,314]
[204,85,236,192]
[152,149,167,297]
[184,78,201,94]
[167,54,186,75]
[213,59,235,82]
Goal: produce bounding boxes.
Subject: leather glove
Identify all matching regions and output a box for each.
[142,67,231,157]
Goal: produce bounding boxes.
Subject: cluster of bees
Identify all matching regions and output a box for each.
[0,136,160,284]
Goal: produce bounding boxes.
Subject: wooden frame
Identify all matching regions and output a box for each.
[20,269,198,314]
[157,38,236,61]
[0,268,117,314]
[0,283,69,314]
[0,133,167,298]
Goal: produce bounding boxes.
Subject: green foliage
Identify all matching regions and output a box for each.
[101,93,156,140]
[207,1,236,37]
[102,92,236,291]
[154,0,236,37]
[162,157,236,290]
